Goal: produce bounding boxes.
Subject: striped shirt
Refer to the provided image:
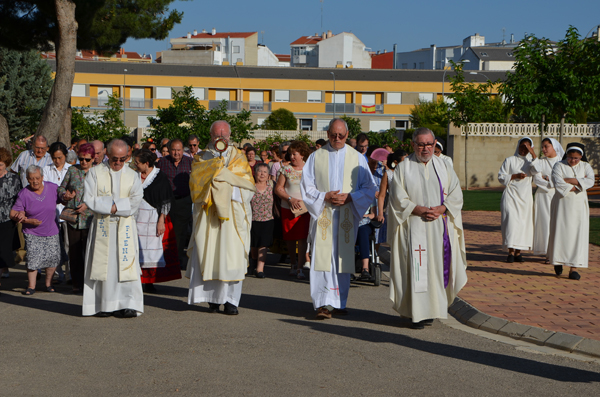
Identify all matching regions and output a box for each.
[10,150,52,187]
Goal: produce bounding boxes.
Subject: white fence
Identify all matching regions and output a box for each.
[249,129,328,141]
[461,123,600,137]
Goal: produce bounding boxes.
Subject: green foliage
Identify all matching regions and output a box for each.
[252,132,315,154]
[462,190,503,211]
[409,98,450,132]
[591,216,600,247]
[0,1,184,54]
[146,86,254,147]
[499,26,600,125]
[71,94,130,142]
[262,108,297,130]
[0,48,52,140]
[341,115,362,138]
[447,61,508,127]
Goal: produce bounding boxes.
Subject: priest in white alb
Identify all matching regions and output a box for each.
[388,128,467,329]
[187,121,256,315]
[82,139,144,318]
[301,118,377,319]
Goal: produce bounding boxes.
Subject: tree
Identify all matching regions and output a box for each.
[71,93,129,142]
[0,48,53,141]
[447,61,508,127]
[262,108,297,130]
[341,115,362,138]
[500,26,600,133]
[147,86,255,148]
[0,1,184,145]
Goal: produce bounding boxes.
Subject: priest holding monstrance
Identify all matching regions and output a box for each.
[187,121,256,315]
[301,118,377,319]
[388,128,467,329]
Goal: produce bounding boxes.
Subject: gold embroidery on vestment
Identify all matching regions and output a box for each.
[341,208,353,243]
[318,210,331,240]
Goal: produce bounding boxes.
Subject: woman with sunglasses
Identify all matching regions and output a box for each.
[58,143,95,293]
[547,143,594,280]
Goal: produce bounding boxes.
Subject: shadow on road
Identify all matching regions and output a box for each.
[281,319,600,383]
[0,292,81,317]
[466,265,557,278]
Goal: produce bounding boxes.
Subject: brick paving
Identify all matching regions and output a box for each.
[459,210,600,341]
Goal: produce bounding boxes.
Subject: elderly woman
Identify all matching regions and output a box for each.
[547,143,595,280]
[58,143,95,293]
[249,163,275,278]
[270,141,291,181]
[498,137,537,263]
[275,140,311,279]
[133,148,180,292]
[531,138,565,261]
[43,142,71,283]
[0,148,22,284]
[10,165,61,295]
[245,146,261,180]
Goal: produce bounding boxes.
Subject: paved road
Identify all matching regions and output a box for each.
[1,257,599,396]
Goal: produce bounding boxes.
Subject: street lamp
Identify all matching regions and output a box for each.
[331,71,336,118]
[442,59,469,100]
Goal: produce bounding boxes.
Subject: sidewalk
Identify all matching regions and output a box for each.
[459,210,600,341]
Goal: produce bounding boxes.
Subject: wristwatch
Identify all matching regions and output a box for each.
[287,196,292,202]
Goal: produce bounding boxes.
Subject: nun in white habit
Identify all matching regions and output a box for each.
[547,143,594,280]
[498,137,538,263]
[531,138,565,259]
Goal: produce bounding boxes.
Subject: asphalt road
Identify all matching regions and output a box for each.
[1,256,599,396]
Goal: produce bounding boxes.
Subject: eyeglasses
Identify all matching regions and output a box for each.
[415,143,435,149]
[149,148,156,152]
[78,157,93,163]
[329,134,347,139]
[110,157,128,163]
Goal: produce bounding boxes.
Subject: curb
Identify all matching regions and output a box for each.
[378,247,600,359]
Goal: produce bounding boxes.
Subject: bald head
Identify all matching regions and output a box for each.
[92,140,105,165]
[210,120,231,142]
[32,135,49,160]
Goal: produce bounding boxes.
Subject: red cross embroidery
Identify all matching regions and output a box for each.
[414,245,426,266]
[330,287,340,296]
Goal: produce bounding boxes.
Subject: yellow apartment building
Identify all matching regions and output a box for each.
[58,60,505,135]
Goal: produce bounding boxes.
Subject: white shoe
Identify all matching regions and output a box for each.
[303,262,311,270]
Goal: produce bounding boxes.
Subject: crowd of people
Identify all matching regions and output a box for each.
[499,138,594,280]
[0,120,591,329]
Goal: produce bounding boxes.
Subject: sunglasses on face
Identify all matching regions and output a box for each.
[111,157,128,163]
[415,143,435,149]
[78,157,93,162]
[149,148,156,151]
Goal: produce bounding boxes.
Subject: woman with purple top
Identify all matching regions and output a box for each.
[10,165,62,295]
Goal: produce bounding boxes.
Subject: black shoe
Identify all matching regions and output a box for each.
[554,265,563,276]
[208,303,220,313]
[507,254,515,263]
[224,302,239,315]
[95,312,112,317]
[515,254,524,262]
[115,309,137,318]
[143,283,157,293]
[422,319,434,326]
[255,271,266,279]
[361,269,371,280]
[569,271,581,280]
[410,321,425,329]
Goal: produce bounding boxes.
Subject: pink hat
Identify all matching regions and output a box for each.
[370,148,390,162]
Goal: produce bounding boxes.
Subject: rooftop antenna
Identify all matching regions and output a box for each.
[320,0,324,33]
[502,27,506,46]
[261,30,264,44]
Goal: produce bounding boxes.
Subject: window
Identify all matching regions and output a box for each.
[71,84,85,97]
[419,93,434,102]
[129,88,145,108]
[293,47,307,56]
[369,120,391,132]
[317,120,330,131]
[480,52,488,57]
[333,93,345,104]
[249,91,264,110]
[138,115,151,129]
[307,91,321,103]
[300,119,313,131]
[233,46,240,53]
[419,62,425,69]
[401,63,408,69]
[214,90,230,101]
[97,86,112,107]
[362,94,376,105]
[395,120,408,130]
[413,63,417,69]
[387,92,402,104]
[191,88,205,100]
[274,90,289,102]
[156,87,171,99]
[257,118,265,127]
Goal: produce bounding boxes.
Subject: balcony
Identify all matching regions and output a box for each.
[89,97,153,109]
[208,100,271,112]
[325,103,384,114]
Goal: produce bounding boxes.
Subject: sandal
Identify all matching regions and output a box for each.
[46,285,55,292]
[24,288,35,296]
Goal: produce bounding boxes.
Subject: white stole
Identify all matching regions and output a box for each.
[314,146,359,273]
[403,156,449,293]
[90,166,137,282]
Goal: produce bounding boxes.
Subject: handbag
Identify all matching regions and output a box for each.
[290,200,308,218]
[59,208,78,224]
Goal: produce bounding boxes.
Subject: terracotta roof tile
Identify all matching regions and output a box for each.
[290,36,323,45]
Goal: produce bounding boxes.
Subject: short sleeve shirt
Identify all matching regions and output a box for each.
[12,182,60,236]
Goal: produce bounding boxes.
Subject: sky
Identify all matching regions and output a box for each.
[123,0,600,60]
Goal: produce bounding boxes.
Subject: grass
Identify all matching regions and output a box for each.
[462,190,502,211]
[591,218,600,247]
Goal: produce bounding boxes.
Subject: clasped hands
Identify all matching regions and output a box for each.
[10,211,42,226]
[412,205,446,221]
[324,190,352,206]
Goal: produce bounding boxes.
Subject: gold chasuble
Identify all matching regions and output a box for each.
[89,166,137,282]
[188,147,256,281]
[314,146,360,273]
